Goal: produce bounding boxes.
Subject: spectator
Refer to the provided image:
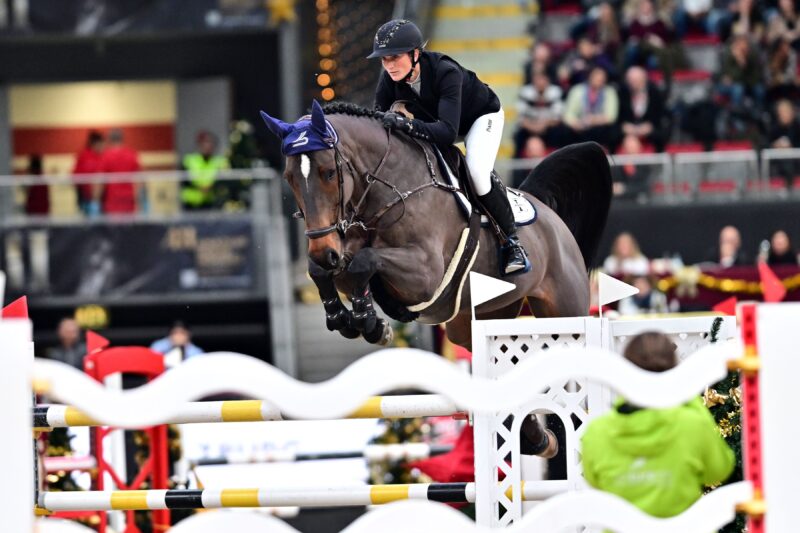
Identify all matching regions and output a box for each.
[100,129,140,214]
[674,0,713,36]
[719,0,765,42]
[705,225,749,266]
[73,130,105,215]
[46,318,86,370]
[768,99,800,187]
[150,321,204,360]
[767,229,798,265]
[715,34,765,122]
[604,232,651,276]
[766,38,799,102]
[613,135,654,198]
[564,65,619,149]
[618,275,670,314]
[522,42,559,86]
[623,0,681,78]
[24,155,49,215]
[766,0,800,47]
[586,2,624,62]
[514,71,569,157]
[617,65,667,151]
[558,36,617,88]
[581,332,735,518]
[181,131,230,210]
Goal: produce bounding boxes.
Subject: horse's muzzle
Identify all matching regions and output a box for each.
[310,246,342,271]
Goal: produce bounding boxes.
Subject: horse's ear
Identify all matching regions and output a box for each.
[260,110,292,139]
[310,99,327,133]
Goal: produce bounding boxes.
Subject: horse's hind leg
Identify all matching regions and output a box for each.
[308,259,360,339]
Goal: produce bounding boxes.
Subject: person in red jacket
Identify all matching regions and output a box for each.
[72,130,105,214]
[99,129,140,214]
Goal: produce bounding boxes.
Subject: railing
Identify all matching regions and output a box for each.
[0,167,297,375]
[496,147,800,204]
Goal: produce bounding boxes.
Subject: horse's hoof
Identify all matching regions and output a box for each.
[539,429,559,459]
[363,319,393,345]
[379,323,394,346]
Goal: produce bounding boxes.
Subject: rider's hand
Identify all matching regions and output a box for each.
[382,112,415,134]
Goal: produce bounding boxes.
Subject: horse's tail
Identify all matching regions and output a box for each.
[517,142,612,270]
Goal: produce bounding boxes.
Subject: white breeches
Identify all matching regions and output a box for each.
[464,107,505,196]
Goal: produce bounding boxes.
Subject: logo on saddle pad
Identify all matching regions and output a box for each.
[260,100,339,156]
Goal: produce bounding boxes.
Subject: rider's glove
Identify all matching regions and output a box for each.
[382,112,415,134]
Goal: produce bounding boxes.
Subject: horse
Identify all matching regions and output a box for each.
[261,100,612,458]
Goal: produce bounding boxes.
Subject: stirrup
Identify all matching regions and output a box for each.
[502,238,531,276]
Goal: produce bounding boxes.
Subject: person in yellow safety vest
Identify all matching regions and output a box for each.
[181,130,229,209]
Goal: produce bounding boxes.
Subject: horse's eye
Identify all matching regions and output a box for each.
[325,169,336,182]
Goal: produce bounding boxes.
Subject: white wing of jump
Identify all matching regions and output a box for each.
[34,339,740,427]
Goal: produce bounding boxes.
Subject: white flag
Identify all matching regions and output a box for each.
[469,272,516,320]
[598,272,639,307]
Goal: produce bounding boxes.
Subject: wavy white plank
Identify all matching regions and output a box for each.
[33,341,740,428]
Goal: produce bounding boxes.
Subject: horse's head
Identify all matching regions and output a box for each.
[261,101,352,271]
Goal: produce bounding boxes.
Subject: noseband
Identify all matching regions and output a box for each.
[300,124,460,240]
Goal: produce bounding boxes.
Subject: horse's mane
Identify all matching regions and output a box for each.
[321,102,383,121]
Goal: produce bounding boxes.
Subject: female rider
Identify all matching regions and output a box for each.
[368,19,530,276]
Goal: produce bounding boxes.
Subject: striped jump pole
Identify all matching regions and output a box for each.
[33,394,465,429]
[37,481,553,512]
[195,443,454,466]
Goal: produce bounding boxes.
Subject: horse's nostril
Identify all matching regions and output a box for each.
[327,249,340,268]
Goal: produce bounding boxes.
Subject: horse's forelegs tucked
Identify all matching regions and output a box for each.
[308,260,360,339]
[347,249,393,346]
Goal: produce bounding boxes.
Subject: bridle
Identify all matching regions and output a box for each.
[298,123,460,241]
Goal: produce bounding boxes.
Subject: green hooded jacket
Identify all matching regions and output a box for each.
[581,397,735,519]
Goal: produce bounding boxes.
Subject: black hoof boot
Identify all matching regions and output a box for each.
[351,291,377,334]
[323,298,361,339]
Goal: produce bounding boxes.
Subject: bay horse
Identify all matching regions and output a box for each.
[262,101,612,457]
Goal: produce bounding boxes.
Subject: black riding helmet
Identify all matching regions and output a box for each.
[367,20,426,83]
[366,19,424,59]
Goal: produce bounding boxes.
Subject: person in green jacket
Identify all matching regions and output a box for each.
[182,130,230,209]
[581,331,735,520]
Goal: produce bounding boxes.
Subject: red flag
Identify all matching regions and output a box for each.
[758,262,787,303]
[712,296,738,316]
[1,296,28,319]
[86,330,110,354]
[409,426,475,482]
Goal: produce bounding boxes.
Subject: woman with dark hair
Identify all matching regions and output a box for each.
[768,230,798,265]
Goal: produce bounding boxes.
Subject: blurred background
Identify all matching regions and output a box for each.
[1,0,799,387]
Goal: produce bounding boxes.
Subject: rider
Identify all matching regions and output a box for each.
[368,19,530,276]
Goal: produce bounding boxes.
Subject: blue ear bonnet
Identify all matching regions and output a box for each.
[280,116,339,156]
[260,99,339,156]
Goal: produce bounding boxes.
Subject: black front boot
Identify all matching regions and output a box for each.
[478,180,531,276]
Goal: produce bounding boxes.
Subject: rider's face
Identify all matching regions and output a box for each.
[381,52,413,82]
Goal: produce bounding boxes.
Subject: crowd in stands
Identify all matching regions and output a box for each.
[601,226,799,314]
[516,0,800,173]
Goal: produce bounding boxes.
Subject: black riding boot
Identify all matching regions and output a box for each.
[478,180,531,276]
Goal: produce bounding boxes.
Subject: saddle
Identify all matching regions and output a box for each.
[433,144,537,228]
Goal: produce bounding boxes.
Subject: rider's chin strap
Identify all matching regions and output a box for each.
[403,49,419,82]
